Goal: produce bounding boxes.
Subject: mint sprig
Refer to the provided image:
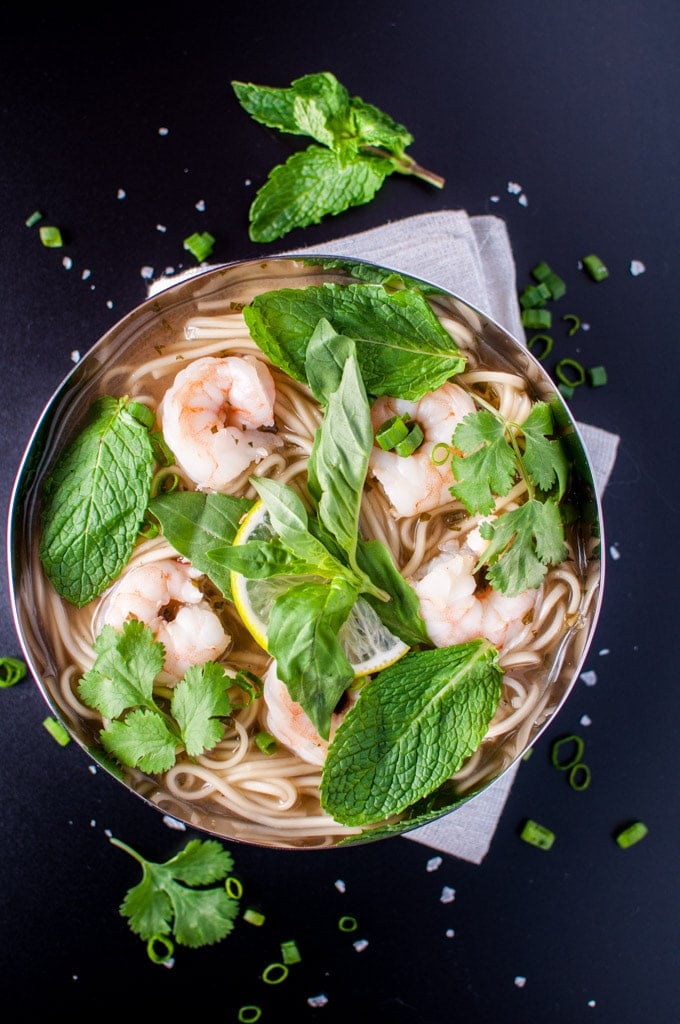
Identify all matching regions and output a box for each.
[232,71,444,242]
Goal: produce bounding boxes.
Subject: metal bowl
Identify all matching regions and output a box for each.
[7,255,604,850]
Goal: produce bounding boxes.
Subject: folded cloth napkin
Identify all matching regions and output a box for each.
[150,209,619,864]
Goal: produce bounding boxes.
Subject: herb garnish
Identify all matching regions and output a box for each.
[232,71,444,242]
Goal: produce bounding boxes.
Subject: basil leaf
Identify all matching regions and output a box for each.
[39,396,154,607]
[320,640,503,825]
[356,539,430,647]
[243,282,465,399]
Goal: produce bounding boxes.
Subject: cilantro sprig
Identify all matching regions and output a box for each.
[232,71,444,242]
[110,836,240,950]
[450,401,570,595]
[78,621,235,772]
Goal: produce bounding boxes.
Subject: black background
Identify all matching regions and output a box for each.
[1,3,679,1021]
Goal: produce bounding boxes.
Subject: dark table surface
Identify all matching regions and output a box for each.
[2,3,678,1021]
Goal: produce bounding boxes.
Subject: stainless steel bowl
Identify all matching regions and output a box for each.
[7,255,604,849]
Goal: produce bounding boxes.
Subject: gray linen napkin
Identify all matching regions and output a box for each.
[150,209,619,863]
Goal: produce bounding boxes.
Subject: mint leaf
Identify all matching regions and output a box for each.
[39,396,154,606]
[247,146,390,243]
[243,282,465,399]
[112,837,239,949]
[149,491,253,598]
[320,640,503,825]
[480,498,568,595]
[232,72,350,140]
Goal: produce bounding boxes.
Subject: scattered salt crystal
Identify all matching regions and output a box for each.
[426,856,443,872]
[599,648,610,656]
[161,958,175,969]
[518,193,529,207]
[353,939,369,952]
[164,266,176,276]
[195,199,206,212]
[507,181,522,195]
[158,127,169,136]
[104,828,113,837]
[71,350,81,363]
[162,815,187,831]
[307,994,329,1008]
[72,975,78,981]
[334,879,346,893]
[609,544,621,560]
[117,188,126,200]
[89,819,96,827]
[445,928,455,938]
[581,322,591,331]
[490,195,500,203]
[81,268,91,280]
[630,260,646,276]
[62,256,73,270]
[245,178,252,186]
[514,976,527,988]
[90,284,96,290]
[580,714,592,727]
[440,886,456,904]
[580,670,597,687]
[156,224,167,233]
[106,300,114,309]
[587,1000,597,1008]
[140,266,155,280]
[87,764,97,773]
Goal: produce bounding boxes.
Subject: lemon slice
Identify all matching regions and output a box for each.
[231,500,409,676]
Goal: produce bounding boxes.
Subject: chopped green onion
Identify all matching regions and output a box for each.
[39,225,63,248]
[531,261,552,283]
[42,716,71,746]
[588,365,608,387]
[562,313,581,336]
[243,907,266,926]
[544,271,566,300]
[183,230,216,262]
[555,358,586,387]
[582,253,609,281]
[234,668,263,704]
[147,934,174,964]
[526,333,553,360]
[149,430,175,467]
[254,730,277,755]
[238,1008,262,1024]
[0,656,27,688]
[225,875,243,899]
[521,308,552,330]
[25,210,43,227]
[520,818,555,850]
[338,915,358,932]
[568,762,591,791]
[375,414,409,450]
[127,400,155,428]
[522,746,534,762]
[519,283,550,309]
[394,421,424,457]
[430,442,451,465]
[262,962,289,984]
[138,520,160,541]
[615,821,648,849]
[149,469,180,498]
[558,382,575,400]
[550,734,585,770]
[280,939,302,964]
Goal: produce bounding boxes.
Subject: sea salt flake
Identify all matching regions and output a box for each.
[599,648,610,656]
[81,268,91,280]
[426,856,443,872]
[307,994,328,1008]
[87,764,97,773]
[490,195,500,203]
[588,1000,597,1007]
[89,819,96,827]
[162,815,187,831]
[156,224,167,233]
[445,928,455,938]
[158,126,169,136]
[518,193,529,207]
[440,886,456,904]
[195,199,206,212]
[353,939,369,952]
[106,300,114,309]
[507,181,522,194]
[514,976,527,988]
[164,266,176,276]
[62,256,73,270]
[580,714,592,727]
[630,260,646,276]
[580,670,597,687]
[245,178,252,186]
[104,828,113,838]
[140,266,155,280]
[117,188,126,200]
[609,544,621,560]
[71,350,81,363]
[581,322,591,331]
[162,958,175,969]
[334,879,346,893]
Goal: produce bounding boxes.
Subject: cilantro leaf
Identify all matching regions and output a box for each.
[39,396,155,607]
[450,409,517,514]
[102,707,179,774]
[78,621,163,719]
[480,498,568,595]
[520,402,570,497]
[112,837,239,949]
[232,71,444,242]
[171,662,233,758]
[320,640,503,825]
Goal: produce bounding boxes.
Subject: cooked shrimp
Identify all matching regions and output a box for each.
[409,528,539,650]
[368,381,476,518]
[262,661,358,766]
[96,558,230,680]
[159,354,281,491]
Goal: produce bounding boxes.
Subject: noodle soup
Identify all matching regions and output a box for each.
[8,257,603,850]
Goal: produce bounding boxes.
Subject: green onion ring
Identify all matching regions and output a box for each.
[555,358,586,387]
[338,915,358,932]
[225,875,243,899]
[430,442,451,465]
[527,333,554,360]
[238,1007,262,1023]
[568,762,591,791]
[262,962,289,984]
[550,734,585,770]
[147,934,174,964]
